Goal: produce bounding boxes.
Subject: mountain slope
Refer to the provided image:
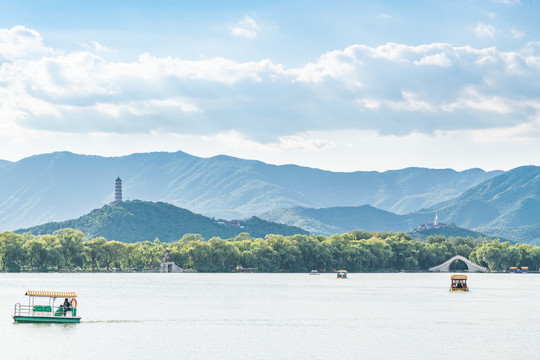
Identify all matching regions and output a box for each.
[0,151,501,230]
[415,166,540,242]
[479,225,540,246]
[420,166,540,228]
[261,205,430,235]
[15,200,308,243]
[261,204,501,240]
[262,167,540,242]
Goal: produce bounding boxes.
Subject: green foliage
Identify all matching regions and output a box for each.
[0,232,26,271]
[411,226,495,242]
[2,228,540,273]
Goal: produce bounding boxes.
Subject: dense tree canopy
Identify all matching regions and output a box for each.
[1,229,539,272]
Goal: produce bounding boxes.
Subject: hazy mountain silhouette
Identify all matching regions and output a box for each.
[418,166,540,244]
[261,204,496,239]
[263,166,540,243]
[0,151,501,230]
[261,205,426,235]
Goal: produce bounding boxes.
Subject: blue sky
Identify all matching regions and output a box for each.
[1,0,539,171]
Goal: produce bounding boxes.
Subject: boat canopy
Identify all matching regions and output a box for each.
[25,290,77,298]
[337,270,348,273]
[450,275,467,280]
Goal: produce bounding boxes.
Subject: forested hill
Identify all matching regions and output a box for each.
[409,225,498,242]
[0,150,501,230]
[15,200,308,243]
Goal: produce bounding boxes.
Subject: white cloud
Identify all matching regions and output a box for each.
[357,91,438,113]
[509,29,525,39]
[94,98,199,118]
[90,41,111,53]
[445,86,527,114]
[77,40,113,54]
[108,53,284,84]
[231,16,260,39]
[0,26,54,60]
[3,26,540,151]
[356,86,540,118]
[209,130,335,152]
[414,52,452,67]
[474,23,496,38]
[275,135,335,151]
[288,47,363,86]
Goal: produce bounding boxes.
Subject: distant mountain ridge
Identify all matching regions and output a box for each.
[0,150,502,230]
[15,200,308,243]
[260,204,505,240]
[261,205,426,235]
[418,166,540,244]
[263,166,540,244]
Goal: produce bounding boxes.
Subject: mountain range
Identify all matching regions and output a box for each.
[260,205,499,239]
[420,166,540,244]
[2,150,539,244]
[261,205,424,235]
[0,151,501,231]
[261,166,540,245]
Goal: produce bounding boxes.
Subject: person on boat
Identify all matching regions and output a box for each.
[61,298,71,314]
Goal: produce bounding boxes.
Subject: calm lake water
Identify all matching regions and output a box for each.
[1,272,539,359]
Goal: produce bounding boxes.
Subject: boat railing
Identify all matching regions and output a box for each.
[14,303,32,317]
[14,303,77,318]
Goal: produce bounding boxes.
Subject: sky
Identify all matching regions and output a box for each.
[1,0,540,171]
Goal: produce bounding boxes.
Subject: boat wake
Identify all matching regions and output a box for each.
[82,320,142,323]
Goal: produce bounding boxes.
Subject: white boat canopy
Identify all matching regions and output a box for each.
[25,290,77,298]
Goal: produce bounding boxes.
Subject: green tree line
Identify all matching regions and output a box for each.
[1,229,540,272]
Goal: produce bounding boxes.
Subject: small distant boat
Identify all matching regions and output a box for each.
[13,290,81,323]
[235,267,254,273]
[450,275,468,292]
[336,270,348,279]
[309,270,320,275]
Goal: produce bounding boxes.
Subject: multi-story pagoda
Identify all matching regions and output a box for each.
[114,177,123,204]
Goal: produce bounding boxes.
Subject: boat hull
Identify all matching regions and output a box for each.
[13,316,81,324]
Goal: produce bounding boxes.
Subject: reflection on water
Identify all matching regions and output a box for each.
[2,273,540,359]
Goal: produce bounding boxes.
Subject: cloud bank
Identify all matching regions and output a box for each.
[2,26,540,145]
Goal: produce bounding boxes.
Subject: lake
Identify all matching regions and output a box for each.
[1,272,539,359]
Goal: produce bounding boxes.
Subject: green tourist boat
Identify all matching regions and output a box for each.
[13,290,80,324]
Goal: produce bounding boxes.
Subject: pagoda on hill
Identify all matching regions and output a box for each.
[416,214,454,231]
[115,177,123,203]
[109,177,123,206]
